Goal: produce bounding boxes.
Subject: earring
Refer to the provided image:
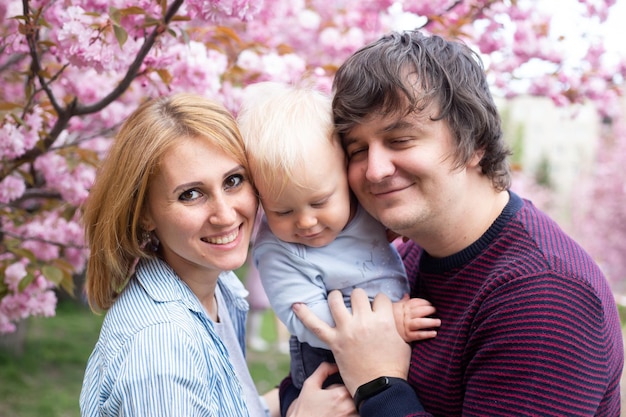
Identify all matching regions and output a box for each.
[141,230,159,252]
[141,230,153,251]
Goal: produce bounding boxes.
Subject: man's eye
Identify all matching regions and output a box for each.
[391,137,412,145]
[347,147,366,160]
[179,189,201,201]
[225,174,244,189]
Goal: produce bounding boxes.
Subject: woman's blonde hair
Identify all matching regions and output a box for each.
[82,93,249,311]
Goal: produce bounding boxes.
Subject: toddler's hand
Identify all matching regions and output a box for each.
[393,295,441,343]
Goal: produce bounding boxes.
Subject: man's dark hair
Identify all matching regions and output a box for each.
[332,30,511,190]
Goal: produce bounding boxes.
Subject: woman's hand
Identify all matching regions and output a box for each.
[286,362,357,417]
[293,288,411,396]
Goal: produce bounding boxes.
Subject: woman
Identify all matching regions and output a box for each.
[79,93,356,417]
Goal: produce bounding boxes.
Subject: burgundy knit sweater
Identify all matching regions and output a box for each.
[280,192,623,416]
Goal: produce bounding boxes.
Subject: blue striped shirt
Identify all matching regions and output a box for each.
[80,257,253,416]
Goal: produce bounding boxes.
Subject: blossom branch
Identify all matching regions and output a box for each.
[2,229,85,250]
[75,0,185,115]
[1,0,184,182]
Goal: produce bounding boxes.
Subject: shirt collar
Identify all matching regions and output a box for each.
[134,257,203,312]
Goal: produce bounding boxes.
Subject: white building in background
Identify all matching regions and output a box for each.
[497,95,601,228]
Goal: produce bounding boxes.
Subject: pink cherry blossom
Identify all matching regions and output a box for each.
[4,261,27,293]
[0,0,624,333]
[0,175,26,204]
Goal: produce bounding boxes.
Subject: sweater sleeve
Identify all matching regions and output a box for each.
[278,374,430,417]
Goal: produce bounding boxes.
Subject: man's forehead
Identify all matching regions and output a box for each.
[342,101,435,135]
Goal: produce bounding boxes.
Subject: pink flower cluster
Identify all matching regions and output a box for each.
[0,261,57,333]
[0,106,43,160]
[1,0,625,333]
[571,119,626,294]
[186,0,264,22]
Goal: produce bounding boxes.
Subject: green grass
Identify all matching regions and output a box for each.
[0,298,288,417]
[0,300,103,417]
[246,309,291,394]
[618,304,626,326]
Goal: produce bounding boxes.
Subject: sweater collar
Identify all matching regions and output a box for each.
[419,191,523,272]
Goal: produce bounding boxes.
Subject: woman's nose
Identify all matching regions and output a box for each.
[209,196,237,225]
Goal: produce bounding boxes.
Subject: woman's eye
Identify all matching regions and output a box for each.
[179,189,201,201]
[225,174,244,190]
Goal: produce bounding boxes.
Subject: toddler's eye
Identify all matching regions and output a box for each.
[312,201,328,209]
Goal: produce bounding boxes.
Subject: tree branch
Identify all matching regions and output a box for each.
[1,0,185,182]
[75,0,185,115]
[2,229,85,250]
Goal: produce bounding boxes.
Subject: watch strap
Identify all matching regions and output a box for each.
[353,376,408,412]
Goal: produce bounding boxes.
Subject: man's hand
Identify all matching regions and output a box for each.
[293,288,411,395]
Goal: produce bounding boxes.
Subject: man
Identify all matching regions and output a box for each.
[285,30,623,416]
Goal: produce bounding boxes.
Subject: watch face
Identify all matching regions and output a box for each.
[355,377,408,411]
[355,376,393,411]
[368,376,390,391]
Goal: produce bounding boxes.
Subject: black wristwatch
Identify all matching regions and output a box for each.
[353,376,407,412]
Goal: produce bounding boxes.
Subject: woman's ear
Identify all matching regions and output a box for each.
[140,210,155,232]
